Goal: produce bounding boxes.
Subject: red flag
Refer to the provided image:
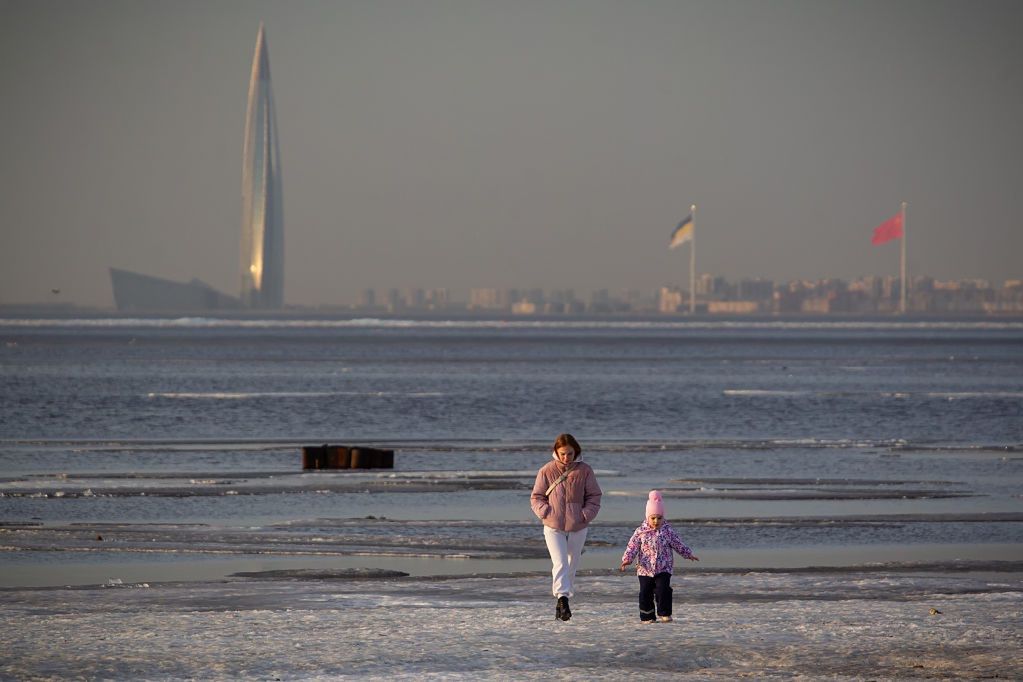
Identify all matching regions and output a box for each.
[871,212,903,245]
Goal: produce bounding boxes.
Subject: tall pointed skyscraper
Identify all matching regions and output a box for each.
[240,23,284,308]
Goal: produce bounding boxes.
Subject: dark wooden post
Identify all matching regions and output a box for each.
[303,445,393,469]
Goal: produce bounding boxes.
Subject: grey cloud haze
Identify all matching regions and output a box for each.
[1,0,1021,306]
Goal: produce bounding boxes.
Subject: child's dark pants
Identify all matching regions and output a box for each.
[638,572,672,621]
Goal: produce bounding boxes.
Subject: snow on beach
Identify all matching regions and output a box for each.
[2,568,1020,680]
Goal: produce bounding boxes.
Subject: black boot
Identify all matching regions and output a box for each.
[557,596,571,621]
[555,598,562,621]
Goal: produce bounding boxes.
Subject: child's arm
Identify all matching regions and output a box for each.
[619,530,640,571]
[667,525,699,561]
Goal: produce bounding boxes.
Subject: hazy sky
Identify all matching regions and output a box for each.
[2,0,1021,307]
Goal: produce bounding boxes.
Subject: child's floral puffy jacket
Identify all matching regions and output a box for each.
[621,520,694,577]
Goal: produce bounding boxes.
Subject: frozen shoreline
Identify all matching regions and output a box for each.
[2,569,1020,680]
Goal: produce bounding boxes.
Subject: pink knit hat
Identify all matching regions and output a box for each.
[645,490,664,518]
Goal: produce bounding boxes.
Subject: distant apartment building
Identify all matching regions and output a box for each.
[511,300,537,315]
[988,280,1023,313]
[707,300,762,314]
[737,278,774,302]
[468,288,502,310]
[359,288,376,308]
[404,288,426,310]
[386,289,401,312]
[425,288,450,310]
[659,287,684,313]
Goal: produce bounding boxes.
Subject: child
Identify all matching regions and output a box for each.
[619,490,699,623]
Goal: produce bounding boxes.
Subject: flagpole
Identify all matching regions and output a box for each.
[689,204,696,314]
[900,201,907,314]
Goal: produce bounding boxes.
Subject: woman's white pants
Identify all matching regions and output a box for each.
[543,525,588,598]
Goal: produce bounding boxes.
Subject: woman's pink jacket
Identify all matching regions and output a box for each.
[530,456,602,532]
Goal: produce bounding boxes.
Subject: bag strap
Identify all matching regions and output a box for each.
[544,466,573,497]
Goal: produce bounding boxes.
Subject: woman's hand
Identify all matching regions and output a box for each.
[619,561,631,572]
[686,555,699,561]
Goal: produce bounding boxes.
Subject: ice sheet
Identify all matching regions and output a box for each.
[1,570,1020,679]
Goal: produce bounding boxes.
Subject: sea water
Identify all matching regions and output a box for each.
[1,316,1021,586]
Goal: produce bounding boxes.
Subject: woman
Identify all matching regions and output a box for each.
[530,433,602,621]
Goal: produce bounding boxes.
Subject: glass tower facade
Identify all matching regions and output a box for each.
[240,23,284,308]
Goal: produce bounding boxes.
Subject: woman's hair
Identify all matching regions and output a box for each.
[553,433,581,459]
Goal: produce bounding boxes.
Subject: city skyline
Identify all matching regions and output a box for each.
[6,270,1020,316]
[343,273,1023,314]
[1,1,1021,307]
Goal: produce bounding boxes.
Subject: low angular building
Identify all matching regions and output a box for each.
[110,268,239,312]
